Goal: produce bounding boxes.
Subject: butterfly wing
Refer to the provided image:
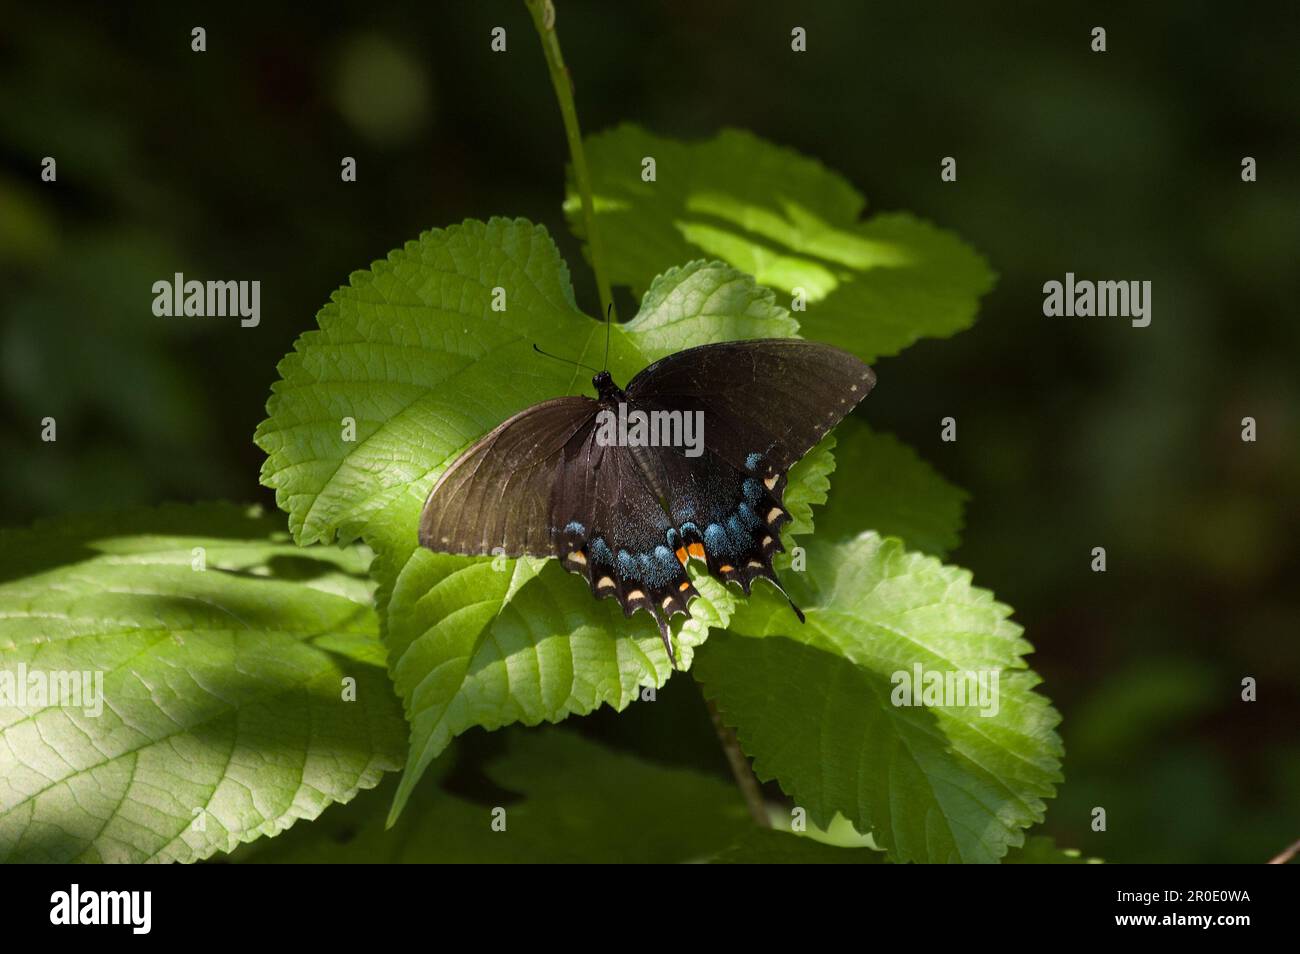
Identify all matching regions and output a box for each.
[419,398,696,665]
[624,339,874,617]
[418,397,599,557]
[418,339,876,668]
[653,440,793,597]
[625,338,875,482]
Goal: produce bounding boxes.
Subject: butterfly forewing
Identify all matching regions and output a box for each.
[626,339,875,475]
[418,397,598,556]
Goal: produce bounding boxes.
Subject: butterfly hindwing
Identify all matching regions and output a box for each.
[551,429,698,662]
[656,439,792,596]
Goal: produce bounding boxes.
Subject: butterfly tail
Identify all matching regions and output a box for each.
[649,604,680,670]
[786,596,806,624]
[763,569,806,624]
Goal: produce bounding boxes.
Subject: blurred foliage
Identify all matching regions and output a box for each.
[1,0,1296,862]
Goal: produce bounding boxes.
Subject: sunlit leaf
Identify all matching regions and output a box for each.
[0,504,404,863]
[697,532,1062,863]
[254,218,834,821]
[568,125,996,362]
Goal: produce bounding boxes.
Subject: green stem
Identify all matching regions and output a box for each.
[706,698,771,828]
[525,0,616,322]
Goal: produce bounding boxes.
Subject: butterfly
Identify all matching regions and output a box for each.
[418,338,875,667]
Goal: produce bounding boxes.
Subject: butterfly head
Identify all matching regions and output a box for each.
[592,370,622,400]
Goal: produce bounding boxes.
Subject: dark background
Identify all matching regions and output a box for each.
[2,1,1296,862]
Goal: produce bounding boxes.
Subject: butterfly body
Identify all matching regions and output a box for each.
[419,339,875,667]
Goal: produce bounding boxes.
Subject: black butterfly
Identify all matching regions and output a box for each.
[418,339,875,667]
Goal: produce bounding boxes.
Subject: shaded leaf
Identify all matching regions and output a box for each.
[243,728,752,863]
[816,418,967,557]
[712,828,888,864]
[1004,835,1103,864]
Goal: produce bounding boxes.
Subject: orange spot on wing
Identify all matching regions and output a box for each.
[719,564,734,574]
[678,581,690,592]
[688,542,706,559]
[675,547,688,564]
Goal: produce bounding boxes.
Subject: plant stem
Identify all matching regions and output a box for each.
[706,698,771,827]
[1268,837,1300,864]
[525,0,616,322]
[528,0,762,829]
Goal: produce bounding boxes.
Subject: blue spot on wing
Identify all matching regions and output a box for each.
[704,522,734,558]
[726,514,753,550]
[736,502,761,530]
[644,546,677,586]
[563,521,586,535]
[617,550,636,579]
[745,452,763,472]
[590,537,613,565]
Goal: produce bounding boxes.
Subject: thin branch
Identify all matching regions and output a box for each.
[706,698,771,827]
[1267,837,1300,864]
[524,0,616,322]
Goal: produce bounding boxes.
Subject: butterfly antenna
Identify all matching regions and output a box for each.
[532,343,600,375]
[603,302,613,371]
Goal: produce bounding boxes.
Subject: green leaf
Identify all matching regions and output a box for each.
[253,218,833,823]
[0,503,405,863]
[712,828,888,864]
[567,125,996,362]
[243,728,752,863]
[816,418,967,557]
[256,218,600,549]
[696,532,1062,864]
[1003,835,1103,864]
[780,434,835,542]
[619,258,797,354]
